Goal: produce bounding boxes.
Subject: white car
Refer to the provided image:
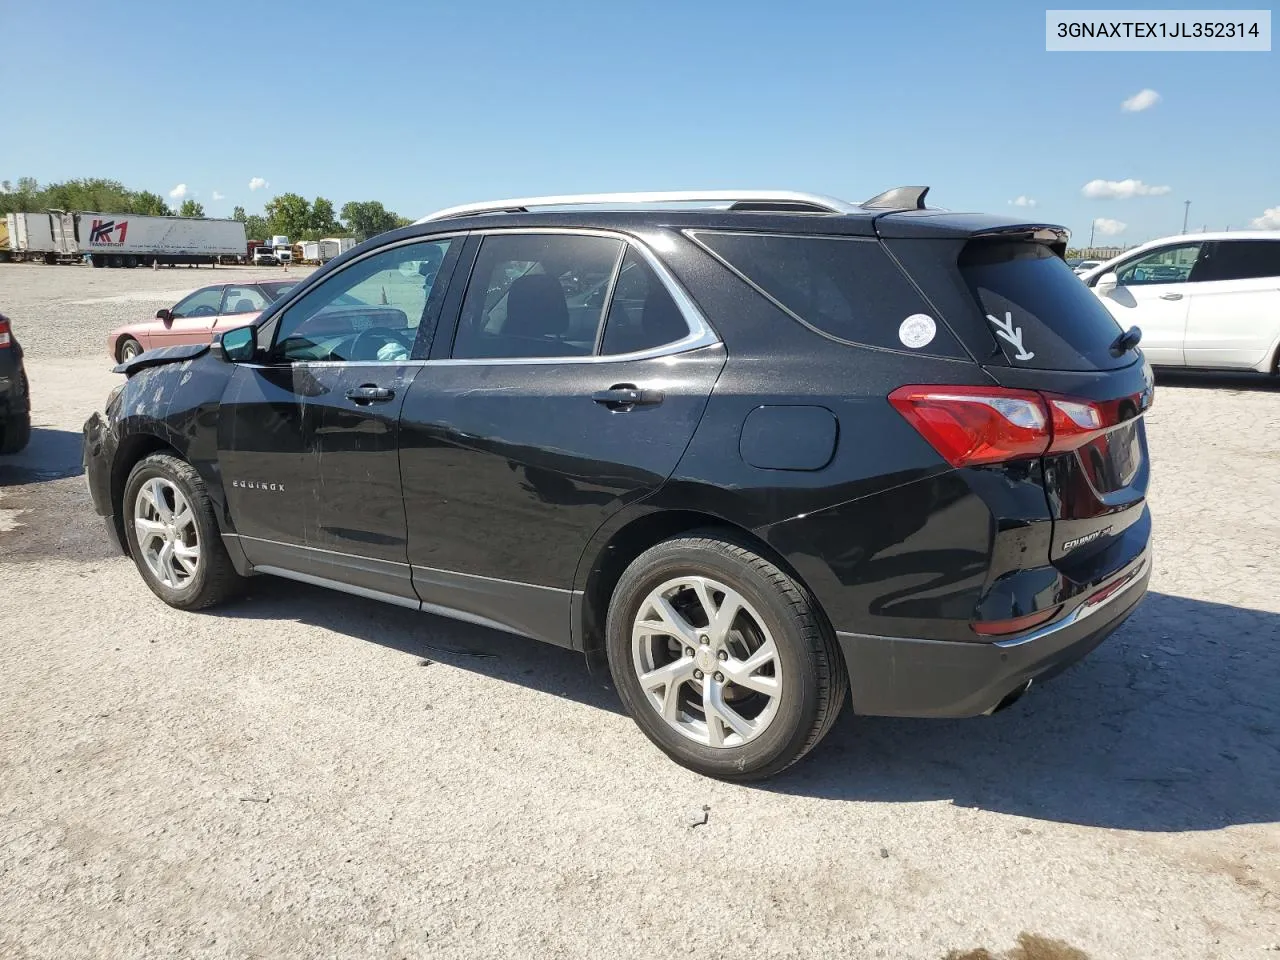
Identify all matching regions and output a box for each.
[1073,259,1103,275]
[1079,232,1280,373]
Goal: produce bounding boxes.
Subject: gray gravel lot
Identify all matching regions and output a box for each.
[1,262,1278,959]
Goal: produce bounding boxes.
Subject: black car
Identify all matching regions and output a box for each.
[1,312,31,454]
[83,188,1153,780]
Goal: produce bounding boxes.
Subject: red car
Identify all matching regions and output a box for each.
[107,280,300,362]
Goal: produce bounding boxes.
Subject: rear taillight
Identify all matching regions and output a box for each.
[889,385,1130,468]
[0,316,10,349]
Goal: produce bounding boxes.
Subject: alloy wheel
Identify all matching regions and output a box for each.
[133,477,200,589]
[631,575,782,748]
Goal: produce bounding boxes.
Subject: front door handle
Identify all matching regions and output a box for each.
[346,384,395,404]
[1160,292,1184,301]
[591,384,664,410]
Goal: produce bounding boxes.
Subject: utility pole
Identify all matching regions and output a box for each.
[1182,200,1191,234]
[1088,220,1096,248]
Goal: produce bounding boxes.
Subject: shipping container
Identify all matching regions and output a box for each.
[59,212,247,268]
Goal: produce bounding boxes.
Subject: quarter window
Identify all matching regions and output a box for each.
[274,239,452,362]
[600,249,690,355]
[1115,243,1202,286]
[1194,240,1280,282]
[451,234,623,359]
[170,287,224,318]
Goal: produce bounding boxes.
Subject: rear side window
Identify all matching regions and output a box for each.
[960,242,1125,371]
[691,231,963,356]
[600,248,690,355]
[452,233,622,359]
[1194,240,1280,282]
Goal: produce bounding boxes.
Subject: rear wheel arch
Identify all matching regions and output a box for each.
[577,508,826,654]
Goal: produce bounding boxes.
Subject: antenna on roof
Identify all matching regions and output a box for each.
[862,186,930,210]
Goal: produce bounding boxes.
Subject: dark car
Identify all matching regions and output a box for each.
[83,188,1153,780]
[1,312,31,454]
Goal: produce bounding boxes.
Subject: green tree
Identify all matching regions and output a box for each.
[340,200,402,240]
[128,191,172,216]
[243,215,269,241]
[263,192,312,239]
[232,206,247,222]
[310,196,338,235]
[177,199,205,218]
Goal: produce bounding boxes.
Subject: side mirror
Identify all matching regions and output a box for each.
[214,325,256,363]
[1095,272,1119,297]
[156,308,172,323]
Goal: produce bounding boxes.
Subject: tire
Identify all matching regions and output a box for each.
[122,453,245,610]
[605,534,847,781]
[91,255,104,268]
[0,408,31,455]
[109,254,123,268]
[124,255,138,268]
[116,337,143,362]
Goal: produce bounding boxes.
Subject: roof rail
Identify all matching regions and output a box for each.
[862,185,930,210]
[416,190,861,223]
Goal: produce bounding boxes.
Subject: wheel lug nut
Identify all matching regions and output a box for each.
[698,634,709,644]
[685,648,695,658]
[693,669,704,680]
[713,672,724,683]
[717,650,727,661]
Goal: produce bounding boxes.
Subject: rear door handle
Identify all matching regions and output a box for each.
[591,384,664,410]
[1159,292,1184,301]
[346,384,395,404]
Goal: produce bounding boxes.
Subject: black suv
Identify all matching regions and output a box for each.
[1,312,31,454]
[83,188,1152,779]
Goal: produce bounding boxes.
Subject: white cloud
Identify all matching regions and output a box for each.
[1081,178,1172,200]
[1008,195,1037,208]
[1121,88,1161,112]
[211,190,225,201]
[168,183,189,200]
[1250,206,1280,229]
[248,177,268,191]
[1093,217,1127,236]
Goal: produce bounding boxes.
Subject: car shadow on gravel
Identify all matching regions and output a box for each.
[1155,369,1280,391]
[765,591,1280,832]
[207,582,1277,831]
[209,577,625,716]
[0,427,85,485]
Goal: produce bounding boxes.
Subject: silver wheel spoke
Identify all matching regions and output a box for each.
[706,585,746,646]
[636,594,699,646]
[144,479,173,522]
[723,637,780,695]
[173,542,200,574]
[134,517,166,543]
[705,679,754,741]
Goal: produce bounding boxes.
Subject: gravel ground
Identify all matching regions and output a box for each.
[1,263,1278,960]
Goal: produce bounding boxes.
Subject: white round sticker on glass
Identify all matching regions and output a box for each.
[898,314,936,349]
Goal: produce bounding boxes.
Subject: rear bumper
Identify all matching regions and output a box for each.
[838,548,1150,718]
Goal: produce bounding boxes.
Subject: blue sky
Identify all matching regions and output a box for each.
[3,1,1275,245]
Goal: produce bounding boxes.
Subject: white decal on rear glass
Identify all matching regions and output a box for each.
[986,311,1035,361]
[898,314,936,349]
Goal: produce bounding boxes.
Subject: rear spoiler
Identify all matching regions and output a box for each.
[873,212,1070,256]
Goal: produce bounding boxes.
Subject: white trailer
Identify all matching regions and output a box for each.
[56,212,248,268]
[3,212,60,263]
[299,240,322,264]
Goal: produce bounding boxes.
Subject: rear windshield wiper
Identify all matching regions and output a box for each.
[1110,325,1142,357]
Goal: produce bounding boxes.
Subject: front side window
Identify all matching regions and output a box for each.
[1194,240,1280,283]
[451,233,623,359]
[170,287,224,318]
[1115,243,1202,286]
[274,238,452,362]
[220,286,269,314]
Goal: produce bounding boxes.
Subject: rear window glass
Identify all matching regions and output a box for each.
[691,231,964,356]
[959,242,1126,371]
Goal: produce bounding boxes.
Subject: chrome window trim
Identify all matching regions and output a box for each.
[441,226,720,365]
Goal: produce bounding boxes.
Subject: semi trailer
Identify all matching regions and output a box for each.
[2,211,246,267]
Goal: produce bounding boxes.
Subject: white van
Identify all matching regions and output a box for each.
[1080,232,1280,373]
